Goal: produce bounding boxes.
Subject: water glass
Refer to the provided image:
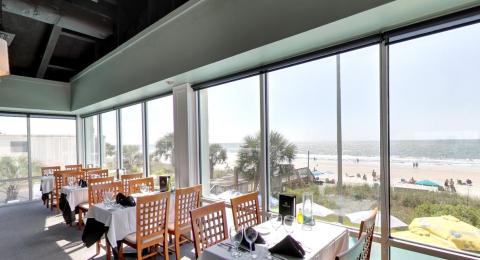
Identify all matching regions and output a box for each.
[229,227,243,258]
[245,228,258,259]
[284,215,294,234]
[270,213,283,231]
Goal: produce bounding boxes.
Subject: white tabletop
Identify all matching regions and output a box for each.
[61,186,88,209]
[86,192,175,248]
[200,220,349,260]
[40,176,54,194]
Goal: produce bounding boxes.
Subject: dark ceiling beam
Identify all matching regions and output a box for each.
[47,64,76,72]
[61,31,96,44]
[68,0,116,19]
[36,25,62,78]
[2,0,113,39]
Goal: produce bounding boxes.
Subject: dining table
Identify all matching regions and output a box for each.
[40,175,55,194]
[60,185,88,225]
[199,219,349,260]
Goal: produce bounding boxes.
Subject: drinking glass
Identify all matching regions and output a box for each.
[284,215,294,234]
[270,213,283,231]
[229,227,243,258]
[244,228,258,259]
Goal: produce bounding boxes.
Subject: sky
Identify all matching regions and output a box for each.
[1,23,480,144]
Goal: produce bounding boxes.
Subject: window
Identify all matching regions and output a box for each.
[101,111,118,172]
[390,23,480,255]
[10,141,27,153]
[147,96,174,187]
[0,115,28,185]
[268,58,337,213]
[120,104,144,173]
[84,115,100,167]
[199,76,261,200]
[30,117,77,177]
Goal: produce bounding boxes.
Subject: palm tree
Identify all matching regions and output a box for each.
[236,131,296,190]
[209,144,227,178]
[122,145,143,172]
[154,132,174,165]
[0,156,29,202]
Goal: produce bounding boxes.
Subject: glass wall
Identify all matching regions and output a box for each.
[0,115,29,205]
[147,96,174,187]
[101,111,118,173]
[389,23,480,256]
[84,115,100,167]
[120,104,144,173]
[199,76,261,200]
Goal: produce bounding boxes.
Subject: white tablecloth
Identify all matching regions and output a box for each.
[200,220,349,260]
[61,186,88,209]
[40,176,54,194]
[86,192,175,248]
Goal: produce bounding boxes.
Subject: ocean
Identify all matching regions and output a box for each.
[216,139,480,166]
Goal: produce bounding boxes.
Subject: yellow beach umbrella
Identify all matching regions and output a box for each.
[409,215,480,251]
[393,227,458,250]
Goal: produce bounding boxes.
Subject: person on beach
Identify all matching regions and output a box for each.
[363,174,367,181]
[449,178,456,193]
[444,179,449,192]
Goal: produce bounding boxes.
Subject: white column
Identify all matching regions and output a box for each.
[173,83,198,188]
[76,115,84,165]
[198,90,211,195]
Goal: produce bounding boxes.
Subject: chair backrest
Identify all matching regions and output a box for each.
[41,166,61,176]
[336,234,367,260]
[92,182,124,204]
[88,176,114,206]
[230,191,261,230]
[128,177,154,194]
[86,169,109,182]
[358,208,377,260]
[190,201,228,258]
[121,173,143,195]
[174,184,202,231]
[65,164,82,171]
[62,171,84,186]
[54,171,68,195]
[136,192,170,248]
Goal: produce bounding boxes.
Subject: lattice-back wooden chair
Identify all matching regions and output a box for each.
[118,192,170,260]
[65,164,83,171]
[78,176,115,233]
[85,169,109,182]
[82,167,102,179]
[357,208,377,260]
[51,170,71,213]
[230,191,261,230]
[62,171,85,186]
[121,173,143,195]
[41,166,61,176]
[92,181,124,204]
[336,234,367,260]
[190,201,228,258]
[41,166,60,208]
[128,177,154,194]
[169,184,202,260]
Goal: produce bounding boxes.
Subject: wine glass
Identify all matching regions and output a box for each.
[68,177,74,187]
[270,213,283,231]
[229,226,243,258]
[284,215,294,234]
[244,228,258,259]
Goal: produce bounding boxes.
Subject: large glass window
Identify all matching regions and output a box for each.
[390,23,480,255]
[199,76,261,200]
[31,117,77,175]
[268,58,338,213]
[0,115,28,205]
[101,111,118,172]
[120,104,144,173]
[147,96,174,187]
[84,115,100,167]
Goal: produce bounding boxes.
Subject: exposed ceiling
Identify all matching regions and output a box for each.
[1,0,189,82]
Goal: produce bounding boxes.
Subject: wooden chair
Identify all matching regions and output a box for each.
[41,166,60,208]
[168,184,202,260]
[78,176,115,228]
[85,169,109,182]
[118,192,170,260]
[336,234,367,260]
[51,171,65,213]
[62,171,85,186]
[357,208,377,260]
[128,177,154,194]
[82,167,102,179]
[65,164,83,171]
[190,201,228,258]
[230,191,261,230]
[121,173,143,195]
[41,166,61,176]
[92,182,124,204]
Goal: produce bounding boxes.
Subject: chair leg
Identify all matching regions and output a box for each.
[137,249,143,260]
[77,210,83,230]
[164,237,170,260]
[174,235,181,260]
[50,195,54,211]
[117,242,124,260]
[96,241,100,255]
[106,239,112,260]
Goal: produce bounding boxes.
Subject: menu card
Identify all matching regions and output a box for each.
[279,193,296,217]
